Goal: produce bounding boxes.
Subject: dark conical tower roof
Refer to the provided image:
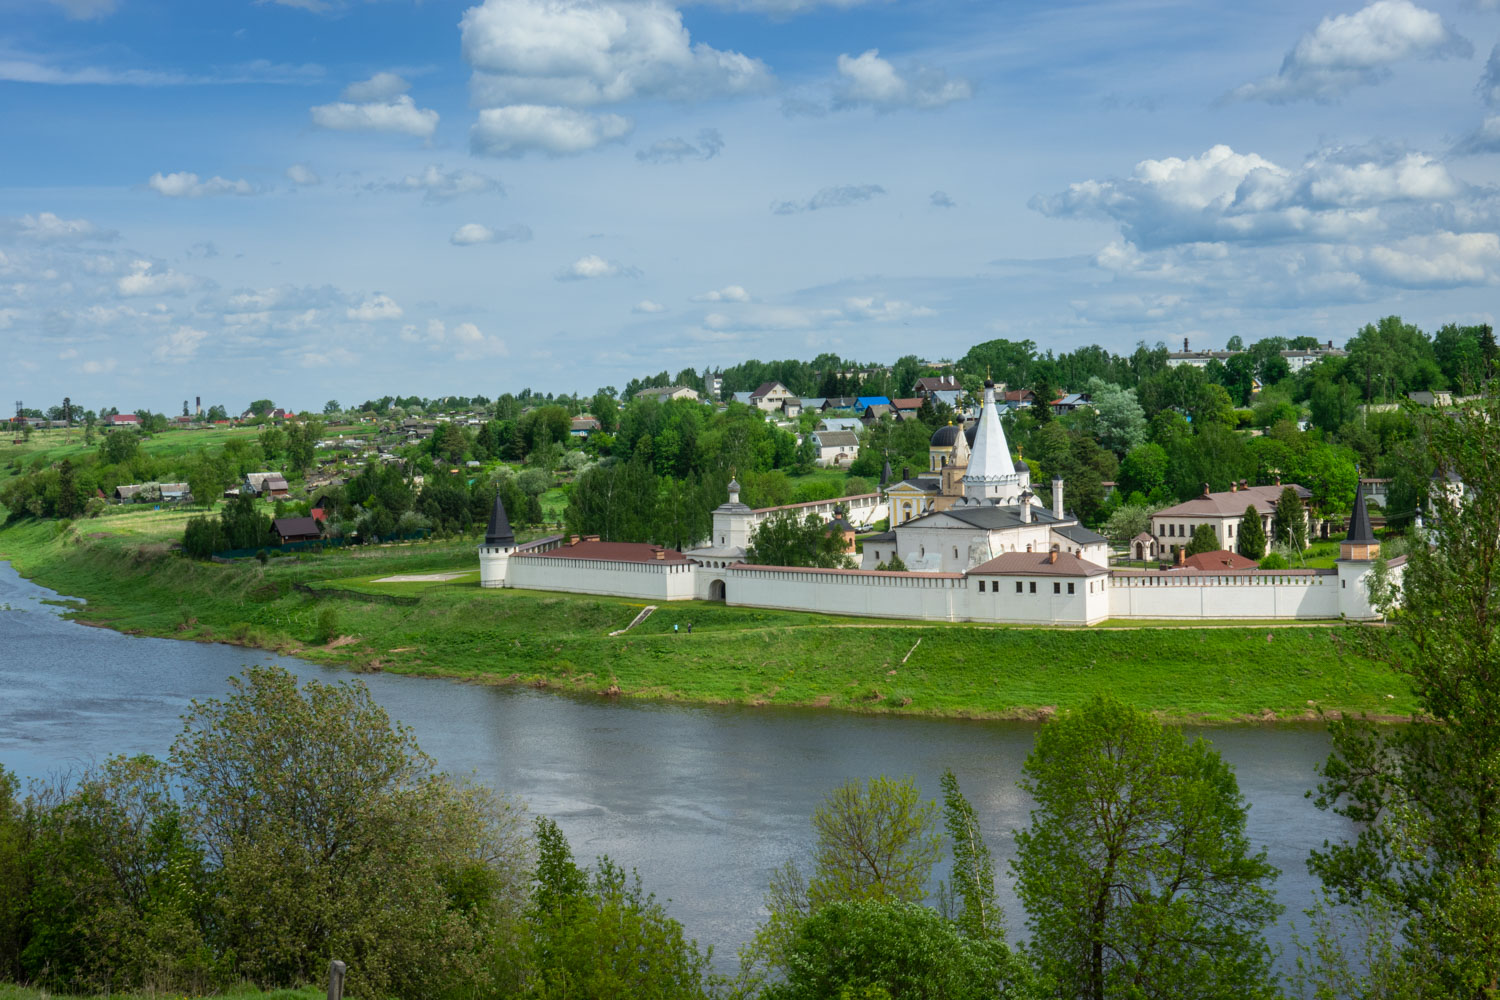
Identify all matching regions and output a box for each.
[880,457,892,486]
[485,490,515,546]
[1346,478,1376,545]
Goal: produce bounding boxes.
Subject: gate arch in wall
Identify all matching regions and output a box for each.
[708,579,726,601]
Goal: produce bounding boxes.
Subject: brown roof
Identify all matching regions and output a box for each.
[1111,567,1333,577]
[1002,390,1034,402]
[891,397,924,410]
[914,376,960,392]
[750,381,789,398]
[729,563,963,579]
[517,539,689,564]
[1175,549,1258,571]
[968,551,1109,577]
[1153,483,1310,518]
[272,516,320,538]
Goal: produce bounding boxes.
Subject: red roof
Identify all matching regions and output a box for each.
[109,414,140,424]
[729,563,964,579]
[517,539,689,564]
[891,397,924,410]
[968,551,1109,577]
[1175,549,1258,571]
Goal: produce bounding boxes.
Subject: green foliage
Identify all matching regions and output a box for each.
[874,553,909,572]
[1184,523,1220,556]
[1258,552,1289,569]
[1272,487,1308,549]
[808,777,941,909]
[1237,505,1267,560]
[764,900,1037,1000]
[940,770,1000,941]
[247,399,275,418]
[1013,696,1281,1000]
[747,511,855,569]
[1100,504,1151,546]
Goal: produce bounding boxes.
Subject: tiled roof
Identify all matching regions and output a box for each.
[1175,549,1258,571]
[518,539,689,564]
[1153,484,1310,518]
[968,551,1109,577]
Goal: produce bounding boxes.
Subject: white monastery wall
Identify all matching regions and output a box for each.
[724,566,964,621]
[966,575,1108,625]
[1107,571,1339,619]
[506,555,697,601]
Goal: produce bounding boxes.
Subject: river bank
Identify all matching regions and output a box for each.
[0,516,1413,722]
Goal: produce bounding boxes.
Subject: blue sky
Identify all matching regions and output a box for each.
[5,0,1500,413]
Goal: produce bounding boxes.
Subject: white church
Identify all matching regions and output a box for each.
[479,381,1401,625]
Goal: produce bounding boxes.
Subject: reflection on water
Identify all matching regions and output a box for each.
[0,560,1348,968]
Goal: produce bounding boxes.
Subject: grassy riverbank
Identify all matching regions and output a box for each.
[0,516,1413,722]
[0,988,320,1000]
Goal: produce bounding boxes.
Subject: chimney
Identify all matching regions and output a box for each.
[654,549,665,560]
[1052,475,1064,519]
[1184,337,1190,352]
[1176,547,1185,567]
[902,466,909,481]
[569,534,580,546]
[1230,482,1237,493]
[1202,482,1211,497]
[1020,491,1033,523]
[1048,548,1057,564]
[1327,339,1333,349]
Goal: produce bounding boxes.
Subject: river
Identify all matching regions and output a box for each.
[0,559,1349,971]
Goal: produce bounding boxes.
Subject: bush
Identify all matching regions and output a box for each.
[315,605,339,643]
[1259,552,1289,569]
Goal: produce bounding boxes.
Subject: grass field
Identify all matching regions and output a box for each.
[0,515,1413,722]
[0,986,320,1000]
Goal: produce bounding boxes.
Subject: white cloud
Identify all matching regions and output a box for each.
[286,163,321,185]
[460,0,772,107]
[636,128,724,163]
[346,294,404,320]
[48,0,116,20]
[116,260,204,297]
[148,171,256,198]
[152,325,208,362]
[771,183,884,214]
[81,359,117,375]
[1481,43,1500,107]
[633,299,667,312]
[400,317,508,359]
[471,104,632,156]
[1228,0,1470,103]
[557,253,635,279]
[311,94,438,138]
[3,212,116,244]
[341,71,410,102]
[450,222,534,245]
[1361,231,1500,287]
[834,49,972,111]
[684,0,881,10]
[384,165,503,200]
[694,284,750,302]
[0,53,322,87]
[699,294,931,332]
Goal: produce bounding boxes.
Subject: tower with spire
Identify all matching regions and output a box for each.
[1336,476,1384,619]
[960,380,1026,505]
[478,490,517,588]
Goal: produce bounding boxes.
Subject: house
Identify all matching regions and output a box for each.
[1129,531,1159,562]
[809,430,860,467]
[1171,549,1259,571]
[1408,390,1453,407]
[748,381,796,412]
[821,396,858,411]
[108,414,141,427]
[1051,393,1092,415]
[780,397,803,419]
[571,415,601,437]
[855,395,892,411]
[272,516,322,544]
[1000,389,1034,410]
[817,416,862,434]
[635,385,700,402]
[800,397,828,412]
[861,404,893,425]
[913,375,962,398]
[1150,481,1312,554]
[114,483,149,501]
[891,398,925,417]
[244,472,290,498]
[159,482,192,503]
[929,389,967,414]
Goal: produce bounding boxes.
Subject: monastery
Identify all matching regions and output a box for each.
[479,381,1401,625]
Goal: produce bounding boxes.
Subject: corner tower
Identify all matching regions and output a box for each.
[478,490,516,588]
[1336,478,1382,619]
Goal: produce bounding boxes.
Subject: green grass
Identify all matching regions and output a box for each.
[0,516,1415,722]
[0,986,320,1000]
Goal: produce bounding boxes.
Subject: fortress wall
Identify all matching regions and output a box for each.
[724,566,963,621]
[1107,571,1340,620]
[507,556,697,602]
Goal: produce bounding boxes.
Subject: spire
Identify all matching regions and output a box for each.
[485,490,515,546]
[962,380,1020,503]
[880,456,892,487]
[1346,478,1376,545]
[948,418,970,468]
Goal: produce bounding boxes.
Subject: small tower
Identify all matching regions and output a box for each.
[478,490,517,588]
[1336,478,1381,619]
[710,476,755,552]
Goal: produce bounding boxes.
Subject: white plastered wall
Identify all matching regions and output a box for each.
[506,556,697,601]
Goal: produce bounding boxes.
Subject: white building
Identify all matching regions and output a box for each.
[1150,482,1312,555]
[810,430,860,467]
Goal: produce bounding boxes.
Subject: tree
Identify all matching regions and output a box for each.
[1118,444,1168,499]
[247,399,274,418]
[1271,486,1306,549]
[1225,335,1244,351]
[1236,505,1266,560]
[323,399,341,415]
[1084,377,1147,456]
[746,511,855,569]
[1309,392,1500,995]
[206,404,227,422]
[1184,522,1219,556]
[1013,696,1281,1000]
[940,770,999,941]
[1101,504,1151,546]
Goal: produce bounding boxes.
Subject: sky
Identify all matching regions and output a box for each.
[5,0,1500,413]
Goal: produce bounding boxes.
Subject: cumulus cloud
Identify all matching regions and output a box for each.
[116,260,205,297]
[699,293,932,333]
[2,212,116,244]
[450,222,534,245]
[383,165,503,201]
[152,325,208,362]
[771,183,885,214]
[834,49,972,111]
[341,71,410,102]
[346,294,404,320]
[694,284,750,302]
[399,318,508,359]
[48,0,116,20]
[557,254,636,279]
[471,105,631,156]
[1228,0,1470,103]
[636,128,724,163]
[311,93,438,138]
[1453,114,1500,155]
[460,0,772,107]
[81,359,117,375]
[687,0,882,10]
[633,299,667,313]
[148,171,256,198]
[1032,143,1463,249]
[930,190,955,208]
[286,163,321,185]
[1361,231,1500,287]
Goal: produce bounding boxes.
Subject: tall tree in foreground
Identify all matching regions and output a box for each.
[1184,522,1220,556]
[940,769,1000,941]
[1013,696,1281,1000]
[1237,505,1267,560]
[1309,390,1500,996]
[1273,486,1307,549]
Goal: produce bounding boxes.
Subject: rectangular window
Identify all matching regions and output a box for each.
[1068,582,1075,594]
[1053,582,1061,594]
[1029,582,1036,594]
[1015,581,1023,593]
[978,580,986,592]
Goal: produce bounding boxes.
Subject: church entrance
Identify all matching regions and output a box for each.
[1135,542,1144,560]
[708,579,726,602]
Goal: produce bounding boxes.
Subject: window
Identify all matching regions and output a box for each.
[1029,581,1037,594]
[1068,582,1075,594]
[1015,581,1023,593]
[979,580,986,592]
[873,550,880,560]
[1158,524,1166,536]
[1169,524,1176,537]
[953,547,958,559]
[1053,582,1061,594]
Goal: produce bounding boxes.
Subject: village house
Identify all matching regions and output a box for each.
[748,381,796,412]
[1149,481,1312,554]
[271,516,322,544]
[809,430,860,467]
[913,375,962,398]
[635,385,701,402]
[570,415,601,438]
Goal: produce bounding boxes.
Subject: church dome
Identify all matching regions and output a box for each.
[929,423,978,448]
